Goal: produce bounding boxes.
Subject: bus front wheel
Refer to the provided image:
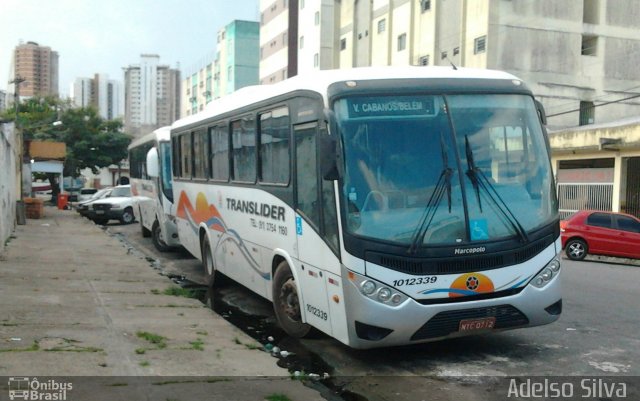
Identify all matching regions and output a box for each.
[273,261,312,338]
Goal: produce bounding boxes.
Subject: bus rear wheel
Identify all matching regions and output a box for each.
[273,261,311,338]
[152,221,171,252]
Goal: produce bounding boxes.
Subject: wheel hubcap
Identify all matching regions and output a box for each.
[279,278,300,321]
[569,243,584,257]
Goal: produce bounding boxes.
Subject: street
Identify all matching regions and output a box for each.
[108,219,640,399]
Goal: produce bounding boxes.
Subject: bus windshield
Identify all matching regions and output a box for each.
[335,94,556,247]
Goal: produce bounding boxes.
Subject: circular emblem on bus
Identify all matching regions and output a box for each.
[449,273,494,298]
[466,276,479,290]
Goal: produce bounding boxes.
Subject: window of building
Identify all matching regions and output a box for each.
[581,35,598,56]
[314,53,319,67]
[210,125,229,181]
[377,18,386,34]
[397,33,407,51]
[300,36,304,49]
[283,32,287,45]
[300,0,304,9]
[315,11,320,25]
[579,101,595,126]
[583,0,599,23]
[340,38,346,51]
[231,116,256,182]
[259,106,290,184]
[441,51,448,60]
[420,0,431,12]
[474,35,486,54]
[453,47,460,56]
[419,55,430,66]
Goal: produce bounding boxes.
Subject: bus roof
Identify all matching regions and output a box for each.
[128,126,171,150]
[171,66,522,131]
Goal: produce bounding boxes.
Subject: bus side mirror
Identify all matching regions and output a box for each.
[321,108,340,181]
[146,147,159,178]
[535,99,547,126]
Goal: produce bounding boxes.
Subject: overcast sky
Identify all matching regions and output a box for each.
[0,0,259,95]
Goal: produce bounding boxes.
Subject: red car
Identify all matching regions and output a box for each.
[561,210,640,261]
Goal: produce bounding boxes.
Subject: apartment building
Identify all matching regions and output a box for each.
[124,54,180,137]
[71,74,124,120]
[182,20,259,117]
[259,0,640,129]
[10,41,59,98]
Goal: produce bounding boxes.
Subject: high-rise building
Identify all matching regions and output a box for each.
[123,54,180,137]
[71,74,124,120]
[259,0,640,129]
[181,20,259,117]
[0,90,6,113]
[11,41,59,97]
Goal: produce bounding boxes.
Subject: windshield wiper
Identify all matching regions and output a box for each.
[408,131,453,254]
[464,135,529,244]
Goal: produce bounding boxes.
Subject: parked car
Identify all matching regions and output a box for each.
[83,185,137,225]
[561,210,640,260]
[77,188,99,202]
[76,188,112,217]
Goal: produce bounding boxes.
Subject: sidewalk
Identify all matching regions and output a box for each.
[0,207,324,401]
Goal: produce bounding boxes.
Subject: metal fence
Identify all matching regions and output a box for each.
[557,183,613,220]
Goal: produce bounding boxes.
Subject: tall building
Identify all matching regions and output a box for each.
[123,55,180,137]
[0,90,6,113]
[215,20,260,98]
[11,41,59,97]
[181,20,259,117]
[71,74,124,120]
[259,0,640,129]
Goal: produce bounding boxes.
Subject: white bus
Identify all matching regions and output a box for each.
[170,67,562,349]
[129,126,180,251]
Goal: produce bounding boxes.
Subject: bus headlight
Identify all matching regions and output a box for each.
[378,288,392,302]
[531,258,561,288]
[361,280,376,295]
[349,271,407,306]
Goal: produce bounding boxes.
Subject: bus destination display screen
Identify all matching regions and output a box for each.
[346,96,436,118]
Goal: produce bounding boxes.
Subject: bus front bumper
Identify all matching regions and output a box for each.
[341,267,562,349]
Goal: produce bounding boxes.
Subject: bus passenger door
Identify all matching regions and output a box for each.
[294,122,332,334]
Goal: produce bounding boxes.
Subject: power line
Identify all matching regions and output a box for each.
[546,93,640,118]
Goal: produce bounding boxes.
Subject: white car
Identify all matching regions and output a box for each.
[84,185,137,225]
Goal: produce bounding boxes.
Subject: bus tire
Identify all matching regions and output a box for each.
[201,235,217,287]
[273,261,312,338]
[152,220,171,252]
[140,211,151,238]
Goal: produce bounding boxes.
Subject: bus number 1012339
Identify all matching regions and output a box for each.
[392,276,438,287]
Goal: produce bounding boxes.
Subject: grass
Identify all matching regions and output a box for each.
[195,330,208,336]
[189,339,204,351]
[136,331,167,349]
[139,360,150,367]
[135,348,146,355]
[265,394,292,401]
[161,287,200,298]
[0,340,40,353]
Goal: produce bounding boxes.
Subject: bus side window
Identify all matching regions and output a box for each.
[295,122,320,229]
[210,124,230,181]
[232,116,257,183]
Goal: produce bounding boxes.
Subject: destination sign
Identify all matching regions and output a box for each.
[347,96,436,118]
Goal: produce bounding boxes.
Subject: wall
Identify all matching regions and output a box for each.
[0,123,17,254]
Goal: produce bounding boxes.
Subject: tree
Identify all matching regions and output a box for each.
[6,96,132,200]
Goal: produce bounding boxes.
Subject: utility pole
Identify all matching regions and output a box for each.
[10,76,27,224]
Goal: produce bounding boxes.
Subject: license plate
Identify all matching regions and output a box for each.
[96,210,105,214]
[459,317,496,332]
